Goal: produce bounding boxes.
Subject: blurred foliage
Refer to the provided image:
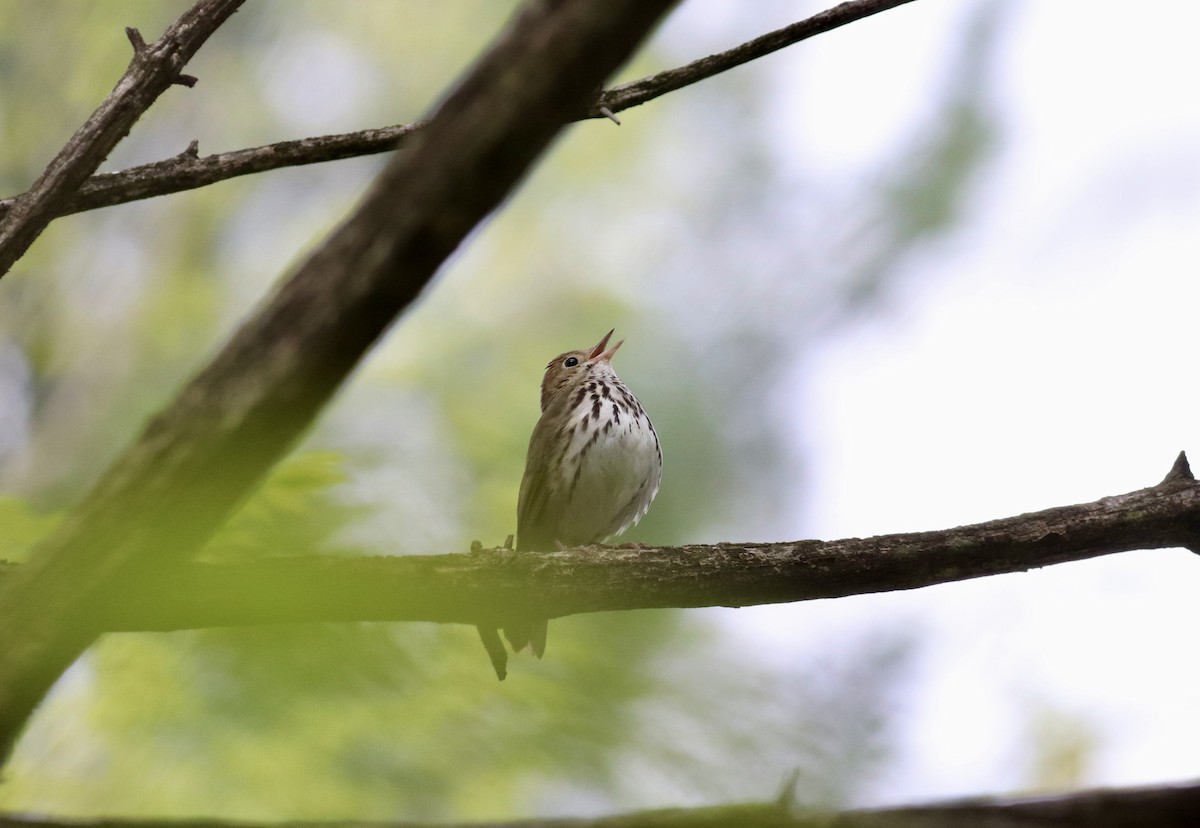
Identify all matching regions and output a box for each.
[0,0,1007,821]
[0,496,58,563]
[1020,703,1099,794]
[203,451,351,562]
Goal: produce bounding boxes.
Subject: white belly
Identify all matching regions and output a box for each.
[552,385,661,543]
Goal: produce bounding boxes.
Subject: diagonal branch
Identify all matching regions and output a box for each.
[592,0,919,117]
[0,0,918,222]
[0,0,679,762]
[0,0,245,279]
[2,453,1193,634]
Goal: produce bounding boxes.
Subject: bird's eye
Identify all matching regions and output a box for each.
[564,356,579,368]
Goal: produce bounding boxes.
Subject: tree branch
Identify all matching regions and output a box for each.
[0,0,679,762]
[0,453,1192,634]
[0,779,1194,827]
[0,0,918,222]
[831,779,1200,828]
[0,0,245,278]
[0,123,429,221]
[592,0,919,118]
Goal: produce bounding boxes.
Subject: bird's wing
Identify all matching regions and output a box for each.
[511,418,560,656]
[516,414,565,552]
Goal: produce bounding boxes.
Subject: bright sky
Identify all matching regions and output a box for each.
[728,0,1200,804]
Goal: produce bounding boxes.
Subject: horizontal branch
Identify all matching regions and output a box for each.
[0,122,428,221]
[0,0,917,221]
[9,453,1194,634]
[0,779,1194,827]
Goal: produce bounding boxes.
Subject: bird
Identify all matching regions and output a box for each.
[477,329,662,679]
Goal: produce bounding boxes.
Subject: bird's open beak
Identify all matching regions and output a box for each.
[588,329,623,362]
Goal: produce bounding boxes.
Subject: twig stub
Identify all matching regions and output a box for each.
[1159,451,1194,488]
[125,27,147,55]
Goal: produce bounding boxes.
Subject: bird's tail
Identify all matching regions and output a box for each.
[477,626,507,680]
[476,619,548,681]
[503,618,548,658]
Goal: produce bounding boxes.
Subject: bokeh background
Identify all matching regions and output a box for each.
[1,0,1198,819]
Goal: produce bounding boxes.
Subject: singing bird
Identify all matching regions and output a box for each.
[478,329,662,679]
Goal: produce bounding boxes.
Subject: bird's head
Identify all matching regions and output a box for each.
[539,328,623,411]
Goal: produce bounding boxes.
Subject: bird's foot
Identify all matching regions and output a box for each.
[470,537,519,563]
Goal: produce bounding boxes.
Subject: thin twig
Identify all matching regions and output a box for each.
[594,0,919,116]
[0,0,245,278]
[0,0,918,223]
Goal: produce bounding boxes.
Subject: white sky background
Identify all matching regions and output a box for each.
[717,0,1200,804]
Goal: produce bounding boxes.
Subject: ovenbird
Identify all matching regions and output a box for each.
[478,329,662,679]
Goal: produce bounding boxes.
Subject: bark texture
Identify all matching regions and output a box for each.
[0,453,1193,634]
